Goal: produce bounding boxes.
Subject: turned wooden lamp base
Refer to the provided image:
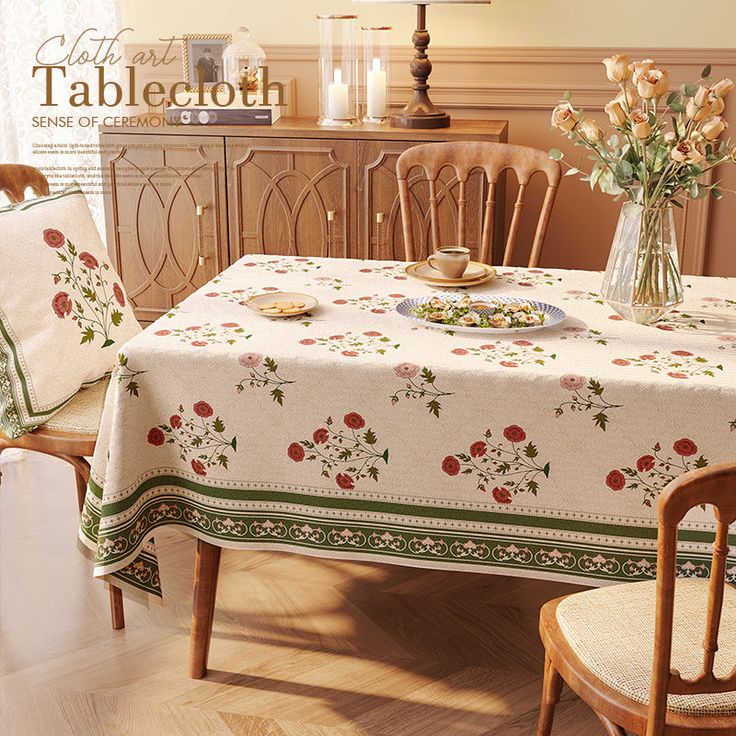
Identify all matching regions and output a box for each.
[390,3,451,129]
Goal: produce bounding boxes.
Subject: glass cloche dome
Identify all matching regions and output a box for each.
[223,27,266,94]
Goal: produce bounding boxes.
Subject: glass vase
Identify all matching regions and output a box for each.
[601,201,684,325]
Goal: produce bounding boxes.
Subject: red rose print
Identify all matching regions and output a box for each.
[191,459,207,476]
[263,287,279,291]
[608,315,623,321]
[275,269,288,274]
[500,361,518,368]
[344,412,365,430]
[513,340,533,346]
[667,372,688,379]
[656,324,674,331]
[79,251,99,269]
[205,292,220,297]
[43,228,65,248]
[313,428,329,444]
[154,329,171,336]
[359,268,372,273]
[606,470,626,491]
[52,291,72,318]
[193,401,213,418]
[636,455,655,472]
[480,344,496,350]
[363,331,382,337]
[243,262,257,267]
[503,425,527,443]
[394,276,408,280]
[518,282,532,287]
[639,354,656,360]
[563,326,586,333]
[359,296,372,301]
[170,415,182,429]
[296,257,309,262]
[300,339,316,345]
[529,269,544,274]
[288,442,305,462]
[371,309,385,314]
[333,299,348,305]
[673,438,697,457]
[112,283,126,307]
[221,322,239,328]
[329,335,345,341]
[612,359,630,366]
[442,456,461,476]
[470,441,487,457]
[451,348,468,355]
[492,486,513,504]
[191,341,208,347]
[388,293,405,298]
[147,427,165,446]
[336,473,355,490]
[342,351,358,357]
[186,326,201,331]
[671,350,693,357]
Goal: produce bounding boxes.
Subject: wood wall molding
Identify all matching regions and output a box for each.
[121,43,736,276]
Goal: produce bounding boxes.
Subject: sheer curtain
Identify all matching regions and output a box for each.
[0,0,120,230]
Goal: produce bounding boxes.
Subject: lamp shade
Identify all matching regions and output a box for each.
[355,1,490,4]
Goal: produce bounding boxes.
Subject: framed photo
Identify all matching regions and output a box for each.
[182,34,232,92]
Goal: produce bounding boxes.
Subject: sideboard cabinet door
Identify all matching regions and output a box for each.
[226,138,355,261]
[357,141,488,263]
[100,134,227,323]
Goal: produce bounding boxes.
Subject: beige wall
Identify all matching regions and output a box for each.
[121,0,736,47]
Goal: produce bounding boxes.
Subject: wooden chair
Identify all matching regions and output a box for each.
[0,164,125,630]
[396,141,562,267]
[537,463,736,736]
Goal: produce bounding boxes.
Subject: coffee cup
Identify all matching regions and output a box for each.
[427,246,471,279]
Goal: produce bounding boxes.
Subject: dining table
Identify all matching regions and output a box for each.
[78,254,736,677]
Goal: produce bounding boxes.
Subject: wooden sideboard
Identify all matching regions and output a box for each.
[100,117,508,322]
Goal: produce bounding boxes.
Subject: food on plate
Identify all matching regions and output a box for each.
[256,299,308,315]
[411,297,545,329]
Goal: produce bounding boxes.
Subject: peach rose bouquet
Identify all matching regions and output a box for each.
[550,57,734,324]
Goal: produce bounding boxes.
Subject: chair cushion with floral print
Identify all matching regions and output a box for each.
[0,184,140,438]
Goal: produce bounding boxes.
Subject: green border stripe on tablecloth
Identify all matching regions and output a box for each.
[90,475,727,545]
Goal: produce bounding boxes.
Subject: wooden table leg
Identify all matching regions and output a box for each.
[189,539,222,679]
[109,586,125,629]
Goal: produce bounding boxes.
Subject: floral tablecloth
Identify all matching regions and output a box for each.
[78,256,736,600]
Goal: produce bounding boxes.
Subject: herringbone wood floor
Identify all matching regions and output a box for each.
[1,451,604,736]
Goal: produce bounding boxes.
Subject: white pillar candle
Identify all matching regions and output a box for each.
[366,57,387,119]
[327,68,350,119]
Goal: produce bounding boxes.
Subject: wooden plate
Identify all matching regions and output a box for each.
[405,261,496,287]
[245,292,318,317]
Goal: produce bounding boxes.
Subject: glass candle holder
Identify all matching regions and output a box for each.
[362,26,391,123]
[317,15,358,126]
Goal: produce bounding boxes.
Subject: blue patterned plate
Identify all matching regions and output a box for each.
[396,295,566,334]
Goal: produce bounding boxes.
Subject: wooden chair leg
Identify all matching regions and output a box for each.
[73,468,87,514]
[189,538,222,679]
[536,653,563,736]
[109,585,125,630]
[596,715,628,736]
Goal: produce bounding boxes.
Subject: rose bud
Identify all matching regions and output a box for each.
[708,93,725,116]
[579,118,604,142]
[693,85,710,107]
[630,111,651,139]
[712,78,734,97]
[701,116,727,141]
[686,99,711,121]
[663,131,677,144]
[551,102,578,132]
[605,100,627,126]
[637,69,667,99]
[670,138,705,165]
[616,87,639,108]
[629,59,655,85]
[602,54,632,83]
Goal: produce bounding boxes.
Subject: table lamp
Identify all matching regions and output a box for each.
[355,0,491,129]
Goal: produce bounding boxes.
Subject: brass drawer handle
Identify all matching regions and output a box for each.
[196,204,208,266]
[376,211,385,224]
[327,210,336,222]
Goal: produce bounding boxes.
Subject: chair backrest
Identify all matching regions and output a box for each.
[648,463,736,736]
[396,141,561,267]
[0,164,49,204]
